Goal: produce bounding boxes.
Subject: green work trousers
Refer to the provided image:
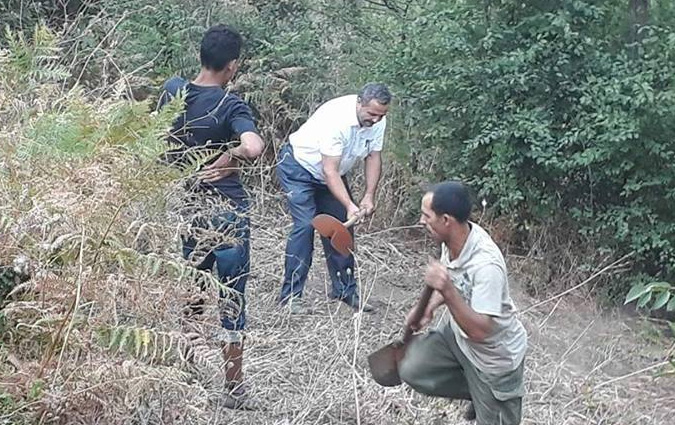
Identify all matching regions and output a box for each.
[398,324,525,425]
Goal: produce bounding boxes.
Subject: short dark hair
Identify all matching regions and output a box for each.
[428,181,472,223]
[358,83,392,105]
[200,24,242,71]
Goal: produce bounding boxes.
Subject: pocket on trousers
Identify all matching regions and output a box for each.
[476,360,525,401]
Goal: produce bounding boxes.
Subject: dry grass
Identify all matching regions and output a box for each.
[3,165,673,424]
[227,203,675,425]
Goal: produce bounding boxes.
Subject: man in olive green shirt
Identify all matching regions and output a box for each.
[399,181,527,424]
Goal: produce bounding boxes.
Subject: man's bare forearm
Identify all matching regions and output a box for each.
[324,170,355,209]
[363,152,381,197]
[441,284,494,342]
[228,131,264,160]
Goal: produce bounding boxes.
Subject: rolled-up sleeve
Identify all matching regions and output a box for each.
[470,265,505,317]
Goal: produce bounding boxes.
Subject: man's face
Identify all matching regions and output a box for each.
[420,193,446,243]
[356,99,389,127]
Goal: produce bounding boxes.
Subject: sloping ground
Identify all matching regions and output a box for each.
[186,205,675,424]
[1,168,673,424]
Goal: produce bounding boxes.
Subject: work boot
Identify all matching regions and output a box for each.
[336,293,374,313]
[220,333,257,410]
[223,383,256,410]
[463,401,476,421]
[280,295,310,315]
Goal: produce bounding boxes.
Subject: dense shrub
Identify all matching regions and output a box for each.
[368,0,675,301]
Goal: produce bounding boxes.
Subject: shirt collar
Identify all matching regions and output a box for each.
[445,222,477,269]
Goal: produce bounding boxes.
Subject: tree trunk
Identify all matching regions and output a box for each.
[628,0,649,46]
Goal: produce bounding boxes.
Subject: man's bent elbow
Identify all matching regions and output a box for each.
[240,133,265,159]
[247,141,264,159]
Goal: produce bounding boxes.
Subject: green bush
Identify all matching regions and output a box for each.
[368,0,675,297]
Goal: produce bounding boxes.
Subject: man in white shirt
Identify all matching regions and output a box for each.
[399,181,527,424]
[276,83,391,313]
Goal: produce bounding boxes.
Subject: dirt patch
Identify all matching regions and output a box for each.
[181,209,675,424]
[1,189,672,424]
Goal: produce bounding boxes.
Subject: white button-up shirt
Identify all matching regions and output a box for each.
[289,94,386,182]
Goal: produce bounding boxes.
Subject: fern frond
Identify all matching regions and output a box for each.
[1,24,69,89]
[108,247,229,294]
[96,325,223,373]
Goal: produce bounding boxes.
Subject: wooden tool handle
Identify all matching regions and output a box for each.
[402,285,434,344]
[343,210,365,228]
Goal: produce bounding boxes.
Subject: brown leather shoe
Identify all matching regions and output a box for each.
[222,384,259,410]
[221,337,244,384]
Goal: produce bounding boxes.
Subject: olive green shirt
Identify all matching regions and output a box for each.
[441,222,527,374]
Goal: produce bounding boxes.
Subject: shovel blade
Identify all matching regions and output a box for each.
[330,227,353,256]
[367,340,406,387]
[312,214,353,256]
[312,214,341,238]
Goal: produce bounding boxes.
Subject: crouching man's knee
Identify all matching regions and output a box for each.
[397,354,415,385]
[398,345,427,391]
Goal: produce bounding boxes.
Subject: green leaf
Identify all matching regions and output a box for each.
[108,326,123,351]
[625,284,649,304]
[28,379,44,400]
[637,292,653,308]
[667,296,675,312]
[151,256,162,276]
[647,282,673,291]
[134,327,143,357]
[118,327,132,353]
[651,291,671,310]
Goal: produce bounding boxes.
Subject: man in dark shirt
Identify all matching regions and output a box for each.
[157,24,264,409]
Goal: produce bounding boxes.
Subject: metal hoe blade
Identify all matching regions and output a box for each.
[367,340,406,387]
[367,286,434,387]
[311,214,354,256]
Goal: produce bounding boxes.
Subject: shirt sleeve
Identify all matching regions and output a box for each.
[370,117,386,152]
[470,264,505,317]
[228,98,259,137]
[156,77,187,111]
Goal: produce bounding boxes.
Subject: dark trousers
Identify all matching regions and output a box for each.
[182,189,250,331]
[276,144,357,302]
